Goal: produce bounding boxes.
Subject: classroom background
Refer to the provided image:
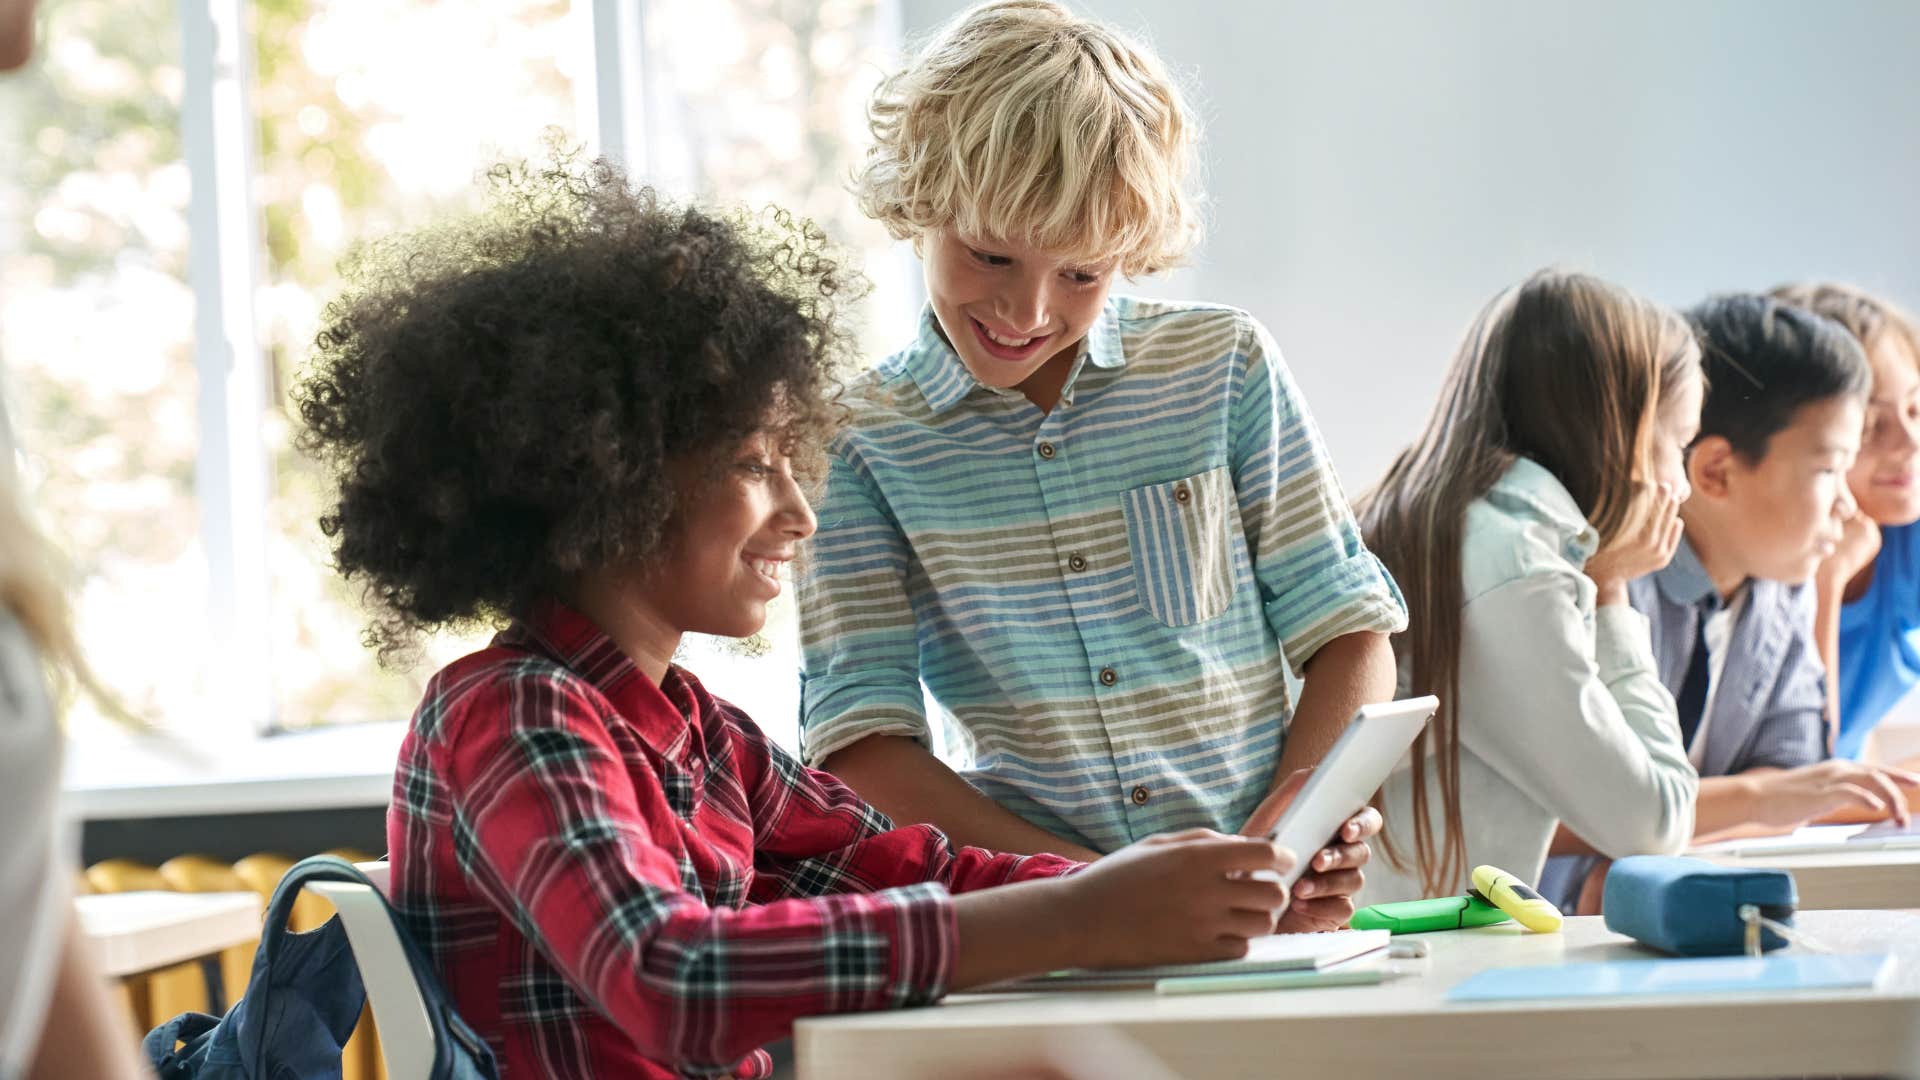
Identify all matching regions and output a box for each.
[4,0,1918,985]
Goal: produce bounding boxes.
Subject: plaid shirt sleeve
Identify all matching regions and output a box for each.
[723,707,1082,901]
[440,667,977,1072]
[1230,314,1408,675]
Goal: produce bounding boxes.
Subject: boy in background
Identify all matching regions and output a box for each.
[1547,294,1915,910]
[1774,283,1920,766]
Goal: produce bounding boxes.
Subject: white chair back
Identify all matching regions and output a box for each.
[305,861,435,1079]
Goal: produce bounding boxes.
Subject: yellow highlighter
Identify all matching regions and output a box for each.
[1470,864,1564,933]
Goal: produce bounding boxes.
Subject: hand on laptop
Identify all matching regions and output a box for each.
[1765,760,1918,829]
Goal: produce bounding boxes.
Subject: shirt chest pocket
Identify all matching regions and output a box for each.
[1121,465,1240,628]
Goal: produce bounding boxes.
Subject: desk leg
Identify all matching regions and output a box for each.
[199,955,228,1015]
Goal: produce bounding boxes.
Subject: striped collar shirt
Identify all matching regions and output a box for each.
[798,296,1407,854]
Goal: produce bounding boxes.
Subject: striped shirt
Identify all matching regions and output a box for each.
[797,297,1407,854]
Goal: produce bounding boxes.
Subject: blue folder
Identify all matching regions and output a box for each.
[1447,953,1892,1003]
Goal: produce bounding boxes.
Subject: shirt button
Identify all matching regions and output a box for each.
[1098,667,1118,687]
[1173,485,1192,504]
[1037,441,1057,459]
[1130,785,1150,806]
[1068,553,1087,572]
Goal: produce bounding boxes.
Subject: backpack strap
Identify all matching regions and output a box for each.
[141,1011,222,1079]
[275,854,497,1079]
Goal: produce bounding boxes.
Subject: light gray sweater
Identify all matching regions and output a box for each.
[1360,459,1699,904]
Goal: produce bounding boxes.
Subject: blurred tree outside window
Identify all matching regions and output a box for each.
[0,0,201,731]
[637,0,912,750]
[2,0,907,750]
[253,0,585,729]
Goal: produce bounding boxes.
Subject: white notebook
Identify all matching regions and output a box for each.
[1690,819,1920,858]
[974,929,1390,993]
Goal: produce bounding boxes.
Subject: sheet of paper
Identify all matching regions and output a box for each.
[976,929,1390,993]
[1689,821,1920,858]
[1447,952,1893,1002]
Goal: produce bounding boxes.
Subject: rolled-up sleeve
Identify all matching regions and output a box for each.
[796,445,930,766]
[1228,316,1407,674]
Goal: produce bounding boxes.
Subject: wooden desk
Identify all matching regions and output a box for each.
[794,912,1920,1079]
[1695,848,1920,910]
[76,890,262,1011]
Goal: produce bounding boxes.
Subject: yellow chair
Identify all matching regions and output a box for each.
[158,855,259,1009]
[82,859,207,1031]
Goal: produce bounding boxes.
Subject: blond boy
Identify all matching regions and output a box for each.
[798,0,1405,927]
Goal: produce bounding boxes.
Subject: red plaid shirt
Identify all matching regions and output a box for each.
[387,602,1077,1079]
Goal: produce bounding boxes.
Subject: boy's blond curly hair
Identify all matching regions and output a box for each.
[854,0,1200,277]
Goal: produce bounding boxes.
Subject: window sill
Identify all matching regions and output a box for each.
[62,721,405,821]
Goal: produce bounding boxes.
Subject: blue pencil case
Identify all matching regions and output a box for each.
[1602,855,1797,957]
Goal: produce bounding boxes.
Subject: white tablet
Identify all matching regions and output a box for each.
[1264,695,1438,887]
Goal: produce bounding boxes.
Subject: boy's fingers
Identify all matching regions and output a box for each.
[1295,868,1363,900]
[1342,807,1384,842]
[1314,840,1371,874]
[1834,782,1886,814]
[1865,772,1911,824]
[1284,896,1358,928]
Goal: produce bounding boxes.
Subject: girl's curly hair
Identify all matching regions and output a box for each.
[296,154,856,663]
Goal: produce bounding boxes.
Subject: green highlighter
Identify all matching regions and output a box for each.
[1351,893,1513,934]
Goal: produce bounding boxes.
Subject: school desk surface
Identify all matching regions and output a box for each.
[794,911,1920,1080]
[1695,846,1920,911]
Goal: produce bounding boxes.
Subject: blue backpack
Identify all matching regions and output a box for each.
[144,854,497,1080]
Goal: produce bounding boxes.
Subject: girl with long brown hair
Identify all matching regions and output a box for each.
[1357,269,1704,901]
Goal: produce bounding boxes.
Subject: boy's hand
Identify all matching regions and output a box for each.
[1757,761,1919,830]
[1239,767,1382,933]
[1059,830,1295,969]
[1584,481,1684,604]
[1817,513,1881,591]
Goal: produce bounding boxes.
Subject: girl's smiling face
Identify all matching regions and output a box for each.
[581,430,819,682]
[648,431,818,642]
[1851,334,1920,526]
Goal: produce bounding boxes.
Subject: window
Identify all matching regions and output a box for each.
[632,0,915,750]
[1,0,198,731]
[3,0,908,752]
[253,0,585,729]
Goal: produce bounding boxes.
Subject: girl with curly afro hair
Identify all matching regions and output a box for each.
[296,157,1297,1078]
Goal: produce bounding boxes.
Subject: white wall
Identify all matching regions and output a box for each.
[898,0,1920,491]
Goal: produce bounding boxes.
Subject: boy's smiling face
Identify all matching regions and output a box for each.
[1851,334,1920,526]
[921,226,1116,410]
[1686,396,1865,586]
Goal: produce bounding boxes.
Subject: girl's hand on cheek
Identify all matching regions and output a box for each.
[1585,481,1684,603]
